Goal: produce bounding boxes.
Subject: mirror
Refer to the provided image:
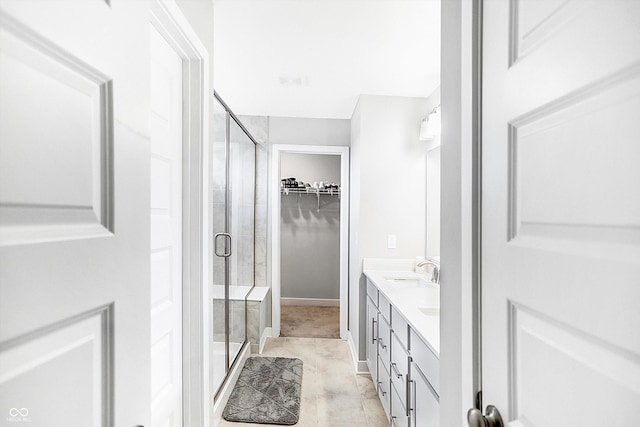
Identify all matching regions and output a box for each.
[426,136,441,260]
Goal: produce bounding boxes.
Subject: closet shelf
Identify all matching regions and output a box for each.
[281,187,340,196]
[281,187,340,211]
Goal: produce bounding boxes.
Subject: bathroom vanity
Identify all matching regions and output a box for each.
[364,260,440,427]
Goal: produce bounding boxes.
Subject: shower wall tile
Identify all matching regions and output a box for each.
[254,137,269,293]
[247,302,260,345]
[256,207,266,231]
[212,147,226,186]
[213,111,226,142]
[255,264,267,288]
[247,290,269,353]
[212,187,225,204]
[229,300,246,343]
[241,204,254,233]
[213,298,225,340]
[237,115,269,144]
[255,235,267,287]
[212,258,225,286]
[256,143,268,180]
[255,185,268,205]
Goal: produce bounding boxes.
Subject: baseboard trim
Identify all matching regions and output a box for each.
[356,360,369,374]
[259,326,272,354]
[347,332,369,374]
[281,297,339,307]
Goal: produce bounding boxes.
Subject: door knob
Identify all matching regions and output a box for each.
[468,405,504,427]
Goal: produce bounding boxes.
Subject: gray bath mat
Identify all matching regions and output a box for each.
[223,357,303,425]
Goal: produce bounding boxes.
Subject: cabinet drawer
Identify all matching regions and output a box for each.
[391,382,410,427]
[391,306,409,349]
[378,315,391,366]
[409,329,439,396]
[410,365,439,427]
[377,357,391,419]
[378,291,392,324]
[367,279,378,306]
[366,297,379,384]
[391,331,409,408]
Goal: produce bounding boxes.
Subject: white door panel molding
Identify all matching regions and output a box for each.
[0,11,113,246]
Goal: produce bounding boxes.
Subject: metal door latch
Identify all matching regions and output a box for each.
[468,405,504,427]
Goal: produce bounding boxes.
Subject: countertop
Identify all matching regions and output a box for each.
[363,262,440,357]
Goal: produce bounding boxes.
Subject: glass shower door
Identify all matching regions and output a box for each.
[227,117,255,367]
[212,97,228,396]
[211,93,256,398]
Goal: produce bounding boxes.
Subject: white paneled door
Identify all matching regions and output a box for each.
[482,1,640,426]
[0,1,150,426]
[150,24,183,427]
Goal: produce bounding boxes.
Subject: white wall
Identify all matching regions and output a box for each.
[280,153,341,184]
[280,153,341,300]
[349,95,430,360]
[175,0,214,147]
[358,95,429,258]
[269,117,351,146]
[349,102,362,358]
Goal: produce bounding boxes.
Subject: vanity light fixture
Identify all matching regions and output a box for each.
[419,104,441,141]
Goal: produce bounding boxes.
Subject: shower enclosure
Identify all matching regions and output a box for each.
[212,92,256,398]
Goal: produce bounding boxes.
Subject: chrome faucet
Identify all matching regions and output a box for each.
[417,259,440,284]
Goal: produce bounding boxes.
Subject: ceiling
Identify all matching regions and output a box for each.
[213,0,441,119]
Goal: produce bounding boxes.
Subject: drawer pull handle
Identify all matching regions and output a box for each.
[371,318,377,344]
[377,381,387,396]
[378,337,387,350]
[407,379,413,417]
[391,362,403,379]
[391,416,398,427]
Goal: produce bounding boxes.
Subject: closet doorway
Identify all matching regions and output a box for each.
[270,145,349,340]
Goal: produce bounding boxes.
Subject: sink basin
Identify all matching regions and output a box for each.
[386,278,421,287]
[418,307,440,316]
[385,277,437,289]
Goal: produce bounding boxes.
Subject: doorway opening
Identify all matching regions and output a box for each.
[149,2,209,425]
[280,152,341,338]
[270,145,350,341]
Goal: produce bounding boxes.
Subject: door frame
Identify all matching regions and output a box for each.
[439,0,483,425]
[270,144,350,340]
[150,2,210,426]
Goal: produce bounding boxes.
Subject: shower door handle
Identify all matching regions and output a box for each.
[214,233,232,257]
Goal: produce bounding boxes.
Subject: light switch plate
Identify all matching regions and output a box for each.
[387,234,397,249]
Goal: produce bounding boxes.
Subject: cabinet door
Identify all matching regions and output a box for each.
[410,365,439,427]
[391,382,410,427]
[377,355,391,419]
[391,331,409,409]
[366,296,378,384]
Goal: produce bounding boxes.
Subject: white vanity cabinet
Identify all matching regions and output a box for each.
[366,280,391,418]
[377,313,392,415]
[390,306,410,427]
[409,364,439,427]
[409,332,439,426]
[365,276,440,427]
[366,293,378,385]
[390,332,410,427]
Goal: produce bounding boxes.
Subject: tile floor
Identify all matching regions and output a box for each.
[218,337,389,426]
[281,305,340,339]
